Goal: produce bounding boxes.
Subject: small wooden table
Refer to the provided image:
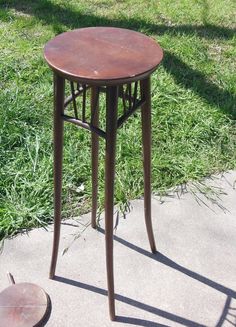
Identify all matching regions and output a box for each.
[44,27,163,320]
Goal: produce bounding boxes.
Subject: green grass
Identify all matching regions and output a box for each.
[0,0,235,239]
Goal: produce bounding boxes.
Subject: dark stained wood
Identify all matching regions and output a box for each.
[49,73,65,280]
[141,77,157,253]
[0,283,50,327]
[91,86,100,228]
[44,27,163,321]
[44,27,163,85]
[104,86,119,320]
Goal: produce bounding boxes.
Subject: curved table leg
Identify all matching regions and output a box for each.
[141,77,157,254]
[49,73,65,279]
[91,86,100,229]
[105,86,119,320]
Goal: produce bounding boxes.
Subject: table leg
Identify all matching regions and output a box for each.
[91,86,100,228]
[105,86,118,320]
[49,73,65,279]
[141,77,157,254]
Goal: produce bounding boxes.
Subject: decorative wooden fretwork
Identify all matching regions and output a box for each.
[61,80,146,139]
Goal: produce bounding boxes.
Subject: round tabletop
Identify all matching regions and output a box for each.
[0,283,50,327]
[44,27,163,85]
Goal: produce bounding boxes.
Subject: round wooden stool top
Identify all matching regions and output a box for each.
[0,283,50,327]
[44,27,163,85]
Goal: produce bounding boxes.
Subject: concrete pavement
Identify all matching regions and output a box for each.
[0,171,236,326]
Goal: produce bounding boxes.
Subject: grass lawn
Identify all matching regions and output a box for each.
[0,0,235,240]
